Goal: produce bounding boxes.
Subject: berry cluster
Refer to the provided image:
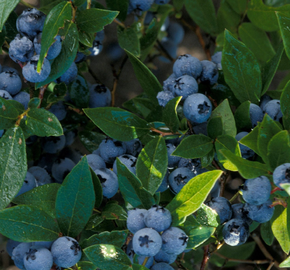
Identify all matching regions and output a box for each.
[7,236,81,270]
[126,205,188,269]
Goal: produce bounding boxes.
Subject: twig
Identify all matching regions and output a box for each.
[38,84,48,108]
[150,127,180,137]
[267,261,275,270]
[212,160,221,170]
[219,171,230,197]
[270,198,287,208]
[142,257,149,266]
[114,19,126,28]
[15,108,30,126]
[68,106,84,115]
[271,187,282,194]
[200,245,210,270]
[20,0,34,8]
[72,6,76,23]
[229,191,240,203]
[156,40,175,62]
[88,64,102,84]
[251,233,280,269]
[215,252,271,265]
[4,40,9,49]
[87,0,91,9]
[111,55,128,107]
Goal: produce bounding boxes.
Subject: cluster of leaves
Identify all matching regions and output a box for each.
[2,0,290,269]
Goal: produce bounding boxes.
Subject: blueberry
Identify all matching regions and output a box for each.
[222,219,249,246]
[127,208,148,234]
[0,90,13,100]
[89,84,111,108]
[34,33,62,60]
[75,52,87,63]
[86,154,106,171]
[6,239,21,257]
[273,163,290,189]
[94,168,119,198]
[16,8,46,39]
[151,262,175,270]
[231,203,252,225]
[48,101,67,121]
[59,147,81,164]
[157,90,175,107]
[154,249,177,264]
[166,22,185,45]
[98,138,127,164]
[163,73,176,92]
[51,237,82,268]
[260,95,272,111]
[0,130,4,138]
[9,34,34,63]
[158,40,178,63]
[263,99,283,122]
[206,197,232,224]
[2,66,19,75]
[59,62,78,85]
[241,176,271,205]
[156,171,169,193]
[155,0,170,4]
[42,135,66,154]
[161,227,188,255]
[210,181,220,198]
[23,55,51,83]
[113,154,137,174]
[192,122,208,136]
[173,54,203,79]
[211,51,222,69]
[89,32,104,56]
[13,91,30,109]
[132,228,162,256]
[0,70,22,95]
[235,132,255,159]
[12,242,32,269]
[37,153,57,174]
[32,241,53,249]
[200,60,218,85]
[52,158,75,183]
[124,139,142,156]
[183,93,212,124]
[166,143,181,167]
[64,130,77,146]
[129,0,154,13]
[168,167,195,194]
[17,172,37,196]
[24,246,53,270]
[249,103,263,127]
[144,205,172,232]
[178,158,206,174]
[170,75,198,100]
[106,42,125,62]
[28,166,52,186]
[244,199,274,223]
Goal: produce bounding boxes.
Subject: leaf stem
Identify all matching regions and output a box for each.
[20,0,34,8]
[270,187,282,194]
[229,191,240,203]
[38,84,49,108]
[142,257,149,266]
[150,127,180,137]
[68,106,84,115]
[200,245,210,270]
[156,40,174,62]
[87,64,102,84]
[15,108,30,126]
[114,19,126,28]
[72,6,77,23]
[87,0,91,9]
[270,198,287,208]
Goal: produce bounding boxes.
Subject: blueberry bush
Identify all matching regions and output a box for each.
[1,0,290,269]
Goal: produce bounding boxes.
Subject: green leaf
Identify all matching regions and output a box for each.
[79,131,106,153]
[117,23,140,57]
[73,0,86,6]
[267,131,290,171]
[277,12,290,62]
[163,96,182,133]
[207,117,223,139]
[184,0,218,35]
[222,30,262,104]
[39,0,66,14]
[258,114,282,164]
[172,134,213,159]
[209,242,256,267]
[68,75,90,108]
[248,0,290,32]
[173,0,184,11]
[76,8,118,33]
[28,98,41,109]
[117,159,155,209]
[36,21,79,87]
[262,43,284,95]
[261,221,274,246]
[0,126,26,210]
[271,203,290,254]
[226,0,248,14]
[126,50,162,102]
[56,157,95,238]
[215,135,241,171]
[82,230,128,248]
[84,244,131,270]
[136,136,168,195]
[280,256,290,268]
[102,203,128,221]
[85,214,104,231]
[196,204,220,227]
[0,205,59,242]
[201,148,215,168]
[234,101,251,132]
[239,124,260,155]
[239,23,275,62]
[4,11,18,42]
[46,82,67,104]
[281,80,290,130]
[77,261,96,270]
[0,0,19,31]
[12,184,61,218]
[90,168,103,209]
[84,107,150,141]
[0,97,20,129]
[166,170,223,225]
[209,99,236,137]
[106,0,129,21]
[24,108,63,137]
[37,1,72,72]
[219,149,269,178]
[78,31,95,47]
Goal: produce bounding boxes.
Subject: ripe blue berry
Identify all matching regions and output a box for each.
[42,135,66,154]
[161,227,188,255]
[94,168,119,198]
[144,205,172,232]
[156,171,169,193]
[263,99,283,122]
[154,249,177,264]
[273,163,290,189]
[59,62,78,85]
[113,154,137,174]
[124,139,142,157]
[260,95,271,111]
[48,101,67,121]
[151,262,175,270]
[17,172,37,196]
[28,166,52,186]
[6,239,21,257]
[127,208,148,234]
[170,75,198,100]
[51,158,75,183]
[129,0,154,13]
[244,200,274,223]
[157,90,175,107]
[87,154,106,171]
[249,103,263,127]
[200,60,219,85]
[231,203,252,225]
[207,197,232,224]
[168,167,195,194]
[0,70,22,95]
[12,242,32,269]
[13,91,30,110]
[34,33,62,60]
[98,138,127,164]
[166,143,181,167]
[9,34,34,63]
[173,54,202,79]
[163,73,176,92]
[166,22,185,45]
[24,246,53,270]
[89,84,111,108]
[0,90,13,100]
[235,132,255,159]
[222,219,249,246]
[211,51,222,69]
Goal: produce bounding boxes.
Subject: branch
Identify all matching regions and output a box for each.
[271,187,282,194]
[38,84,49,108]
[215,252,271,265]
[87,0,91,9]
[219,171,230,197]
[88,64,102,84]
[150,127,180,137]
[114,19,126,28]
[200,245,210,270]
[229,191,240,204]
